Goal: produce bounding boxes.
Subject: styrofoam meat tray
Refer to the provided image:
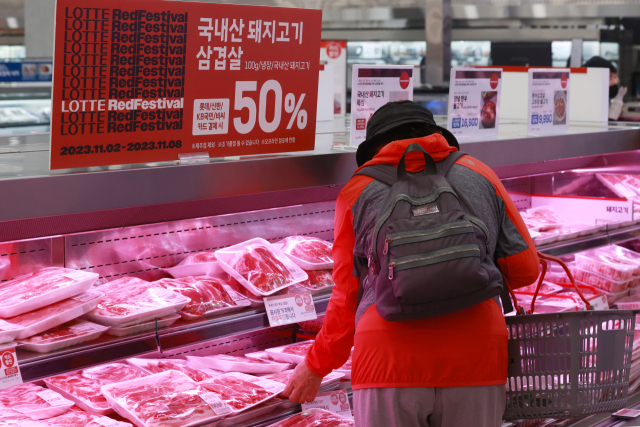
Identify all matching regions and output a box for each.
[163,258,223,279]
[107,314,180,337]
[17,319,109,353]
[199,372,282,414]
[214,238,308,297]
[186,354,289,374]
[0,383,75,420]
[101,370,225,427]
[83,287,190,326]
[0,268,98,318]
[272,236,334,271]
[126,357,223,381]
[217,397,284,427]
[266,408,353,427]
[10,289,104,340]
[180,298,251,321]
[244,351,296,370]
[264,341,314,365]
[0,319,24,344]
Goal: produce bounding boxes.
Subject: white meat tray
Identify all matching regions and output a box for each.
[218,397,284,427]
[17,319,109,353]
[186,354,289,374]
[272,236,334,271]
[106,314,180,337]
[0,319,24,344]
[199,372,282,414]
[264,341,314,365]
[126,357,223,380]
[163,259,223,279]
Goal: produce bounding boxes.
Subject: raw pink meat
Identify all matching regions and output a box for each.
[0,407,34,426]
[514,281,563,295]
[282,341,314,357]
[21,319,101,344]
[298,270,334,290]
[42,409,103,426]
[270,410,354,427]
[527,207,564,224]
[144,361,219,382]
[0,268,88,312]
[595,246,640,276]
[279,237,333,264]
[572,267,629,292]
[266,371,293,385]
[176,252,217,265]
[200,376,271,410]
[108,371,216,427]
[47,363,145,411]
[152,276,235,316]
[224,277,262,302]
[208,354,272,365]
[7,292,101,331]
[576,251,636,281]
[230,246,294,292]
[0,383,65,417]
[298,316,324,334]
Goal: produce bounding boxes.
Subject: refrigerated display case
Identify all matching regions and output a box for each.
[1,119,640,426]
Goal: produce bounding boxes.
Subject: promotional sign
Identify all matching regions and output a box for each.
[319,40,346,116]
[0,344,22,390]
[531,195,633,225]
[528,69,570,135]
[302,390,353,419]
[316,64,334,122]
[447,68,502,140]
[0,62,53,82]
[264,291,316,327]
[50,0,322,169]
[350,64,413,146]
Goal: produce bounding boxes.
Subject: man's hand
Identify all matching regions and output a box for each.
[282,359,323,404]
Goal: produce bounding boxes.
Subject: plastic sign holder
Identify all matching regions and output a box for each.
[528,69,570,135]
[264,291,316,327]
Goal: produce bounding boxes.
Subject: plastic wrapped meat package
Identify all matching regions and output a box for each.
[0,383,74,420]
[186,354,289,374]
[7,290,104,340]
[0,268,98,317]
[0,407,41,426]
[0,319,24,345]
[17,319,109,353]
[597,173,640,199]
[571,266,632,293]
[290,270,334,294]
[298,315,324,334]
[575,251,637,281]
[151,276,250,320]
[126,358,223,382]
[215,238,308,296]
[243,352,296,370]
[199,373,280,413]
[542,263,574,285]
[265,341,314,364]
[217,397,284,427]
[106,314,180,337]
[595,245,640,276]
[45,362,146,414]
[524,206,567,231]
[221,276,264,307]
[273,236,334,270]
[266,408,354,427]
[42,409,132,427]
[83,277,190,326]
[163,251,222,278]
[513,281,564,295]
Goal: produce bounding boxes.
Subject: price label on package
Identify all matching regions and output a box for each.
[264,291,316,327]
[37,389,74,407]
[447,68,502,140]
[302,390,352,419]
[350,64,414,146]
[528,69,570,135]
[200,392,233,415]
[0,345,22,390]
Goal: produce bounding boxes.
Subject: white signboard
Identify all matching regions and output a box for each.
[528,69,570,135]
[350,65,414,147]
[264,291,317,327]
[302,390,353,419]
[447,68,502,140]
[320,41,347,116]
[531,195,633,225]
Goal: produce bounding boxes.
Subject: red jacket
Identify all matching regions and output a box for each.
[306,135,539,389]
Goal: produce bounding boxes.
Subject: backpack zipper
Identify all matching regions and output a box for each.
[383,221,473,255]
[388,245,480,280]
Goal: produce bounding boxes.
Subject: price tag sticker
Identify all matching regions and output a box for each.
[36,389,73,407]
[528,69,570,136]
[94,416,132,427]
[200,392,233,415]
[0,345,22,390]
[447,68,502,140]
[302,390,352,419]
[264,291,317,327]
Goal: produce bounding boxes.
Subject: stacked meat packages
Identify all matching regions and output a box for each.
[596,173,640,218]
[520,206,607,246]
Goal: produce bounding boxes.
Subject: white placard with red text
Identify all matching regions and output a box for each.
[302,390,353,419]
[447,68,502,140]
[531,195,633,225]
[350,64,414,147]
[320,40,346,116]
[528,69,570,135]
[264,291,316,327]
[0,344,22,389]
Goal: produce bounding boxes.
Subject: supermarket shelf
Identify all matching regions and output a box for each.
[569,389,640,426]
[537,224,640,257]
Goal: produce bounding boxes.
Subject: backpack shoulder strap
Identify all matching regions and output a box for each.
[354,164,399,186]
[436,151,467,176]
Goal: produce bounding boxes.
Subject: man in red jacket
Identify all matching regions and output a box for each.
[284,101,539,426]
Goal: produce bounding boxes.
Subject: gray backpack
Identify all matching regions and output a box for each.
[356,143,503,321]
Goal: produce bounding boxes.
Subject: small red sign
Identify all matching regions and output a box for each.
[325,41,342,59]
[2,352,14,368]
[356,118,366,130]
[303,294,312,305]
[330,393,339,405]
[399,71,410,89]
[339,391,347,404]
[295,295,303,307]
[490,73,499,89]
[4,367,17,376]
[561,73,568,88]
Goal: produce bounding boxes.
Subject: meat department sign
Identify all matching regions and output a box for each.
[50,0,321,169]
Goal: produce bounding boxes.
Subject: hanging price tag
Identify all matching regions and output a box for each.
[36,389,74,407]
[0,344,22,390]
[302,390,352,419]
[264,291,317,327]
[528,69,570,135]
[200,392,233,415]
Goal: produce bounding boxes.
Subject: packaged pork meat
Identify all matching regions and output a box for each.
[100,370,226,427]
[220,276,264,307]
[42,409,132,427]
[126,358,223,382]
[186,354,289,374]
[106,314,180,337]
[220,372,286,395]
[45,363,146,415]
[0,407,43,426]
[8,290,104,340]
[217,397,283,427]
[0,383,75,420]
[0,319,24,344]
[83,277,190,326]
[290,270,334,294]
[575,251,637,281]
[243,351,296,370]
[571,266,632,293]
[163,251,222,278]
[151,276,250,320]
[17,319,109,353]
[0,268,98,317]
[266,408,354,427]
[265,340,314,364]
[594,245,640,276]
[596,173,639,199]
[263,370,345,395]
[199,373,281,413]
[215,238,308,296]
[298,316,324,334]
[273,236,334,270]
[524,206,567,231]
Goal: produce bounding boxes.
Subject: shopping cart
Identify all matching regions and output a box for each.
[504,252,638,420]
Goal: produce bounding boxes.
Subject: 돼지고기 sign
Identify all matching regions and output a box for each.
[447,68,502,140]
[528,69,570,135]
[50,0,321,169]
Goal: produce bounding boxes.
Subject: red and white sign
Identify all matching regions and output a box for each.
[264,291,316,327]
[50,0,321,169]
[528,69,570,136]
[302,390,352,419]
[320,40,346,116]
[0,344,22,390]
